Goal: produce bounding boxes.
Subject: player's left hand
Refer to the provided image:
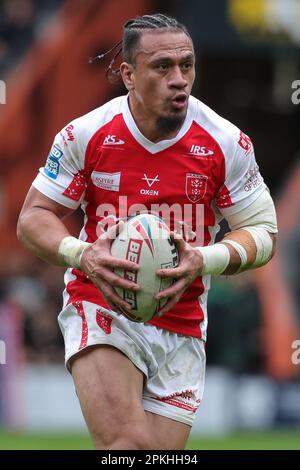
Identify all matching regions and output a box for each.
[155,232,204,316]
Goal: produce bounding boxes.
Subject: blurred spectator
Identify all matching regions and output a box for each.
[2,260,65,364]
[23,263,65,363]
[0,0,36,74]
[0,0,63,76]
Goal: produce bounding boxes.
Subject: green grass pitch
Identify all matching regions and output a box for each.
[0,429,300,450]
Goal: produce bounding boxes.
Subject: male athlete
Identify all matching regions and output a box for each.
[17,14,277,449]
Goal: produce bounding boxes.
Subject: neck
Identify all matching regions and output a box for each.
[127,94,186,143]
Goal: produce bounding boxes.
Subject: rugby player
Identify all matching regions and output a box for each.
[17,14,277,449]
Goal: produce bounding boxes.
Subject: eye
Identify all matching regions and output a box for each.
[181,62,193,71]
[156,63,169,72]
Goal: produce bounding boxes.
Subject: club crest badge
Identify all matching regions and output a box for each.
[185,173,208,203]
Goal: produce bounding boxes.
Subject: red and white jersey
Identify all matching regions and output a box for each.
[33,95,266,339]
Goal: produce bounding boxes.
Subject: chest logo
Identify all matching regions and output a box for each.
[91,171,121,192]
[185,173,208,202]
[140,174,160,196]
[187,145,214,158]
[142,174,160,187]
[103,135,125,146]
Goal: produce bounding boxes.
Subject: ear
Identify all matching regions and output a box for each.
[120,62,135,91]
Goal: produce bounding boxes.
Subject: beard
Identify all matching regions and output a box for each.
[155,113,185,135]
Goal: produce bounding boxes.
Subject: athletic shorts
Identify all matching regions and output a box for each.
[58,300,206,426]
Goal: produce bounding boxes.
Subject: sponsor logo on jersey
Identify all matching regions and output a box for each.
[244,165,263,192]
[91,171,121,192]
[238,131,252,154]
[185,145,214,158]
[140,174,160,196]
[60,124,75,146]
[185,173,208,202]
[44,144,63,179]
[102,135,125,147]
[65,124,75,141]
[142,174,160,187]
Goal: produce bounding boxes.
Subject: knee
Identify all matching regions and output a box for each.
[93,426,153,450]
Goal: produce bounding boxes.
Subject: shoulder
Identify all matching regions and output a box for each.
[61,95,126,149]
[189,95,241,157]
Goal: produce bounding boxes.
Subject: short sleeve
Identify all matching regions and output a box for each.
[216,130,267,217]
[32,122,87,209]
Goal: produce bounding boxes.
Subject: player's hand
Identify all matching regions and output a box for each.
[155,232,203,316]
[80,221,140,313]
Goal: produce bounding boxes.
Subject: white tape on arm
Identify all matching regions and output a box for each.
[197,244,230,275]
[221,239,248,272]
[58,236,91,269]
[242,226,273,267]
[223,189,277,270]
[227,189,278,234]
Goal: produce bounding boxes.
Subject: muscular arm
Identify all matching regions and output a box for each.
[192,189,277,277]
[156,189,278,315]
[17,187,140,313]
[220,229,276,275]
[219,189,277,275]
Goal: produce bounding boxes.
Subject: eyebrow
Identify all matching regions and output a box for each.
[150,53,195,64]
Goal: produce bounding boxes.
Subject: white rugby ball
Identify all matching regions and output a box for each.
[111,213,179,322]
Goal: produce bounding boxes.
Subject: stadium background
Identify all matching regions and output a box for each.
[0,0,300,449]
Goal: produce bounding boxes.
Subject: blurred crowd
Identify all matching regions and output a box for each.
[0,0,66,366]
[0,257,65,364]
[0,0,63,76]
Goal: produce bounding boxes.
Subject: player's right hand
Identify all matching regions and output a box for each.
[79,221,140,313]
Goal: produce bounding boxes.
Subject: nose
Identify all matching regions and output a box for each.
[168,66,188,90]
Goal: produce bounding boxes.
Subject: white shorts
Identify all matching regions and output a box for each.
[58,300,206,426]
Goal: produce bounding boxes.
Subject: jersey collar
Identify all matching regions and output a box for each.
[122,95,194,154]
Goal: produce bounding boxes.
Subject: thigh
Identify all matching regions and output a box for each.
[143,332,206,432]
[145,411,191,450]
[70,344,147,448]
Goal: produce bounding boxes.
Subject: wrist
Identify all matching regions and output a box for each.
[58,236,91,269]
[196,243,230,276]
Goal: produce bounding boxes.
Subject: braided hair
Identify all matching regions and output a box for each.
[123,13,192,64]
[90,14,192,82]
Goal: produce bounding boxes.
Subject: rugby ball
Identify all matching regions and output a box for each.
[111,213,179,322]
